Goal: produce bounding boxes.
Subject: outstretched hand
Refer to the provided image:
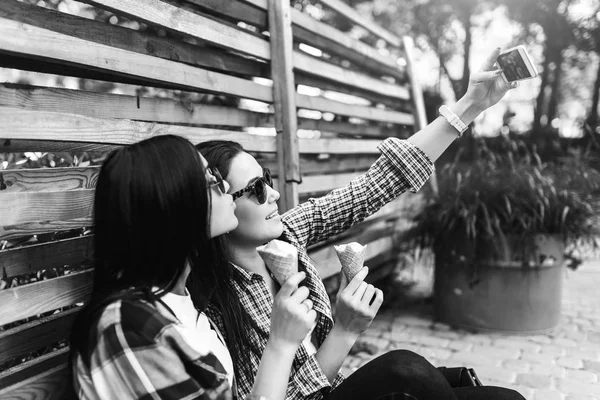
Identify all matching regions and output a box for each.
[463,48,518,113]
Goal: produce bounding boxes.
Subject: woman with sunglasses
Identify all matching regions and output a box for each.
[197,50,524,400]
[69,135,316,400]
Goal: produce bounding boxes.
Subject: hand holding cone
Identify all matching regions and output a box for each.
[334,242,367,282]
[257,239,299,285]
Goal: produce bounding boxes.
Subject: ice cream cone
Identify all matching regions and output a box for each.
[334,242,367,282]
[257,239,299,285]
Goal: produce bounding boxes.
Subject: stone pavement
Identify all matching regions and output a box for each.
[342,260,600,399]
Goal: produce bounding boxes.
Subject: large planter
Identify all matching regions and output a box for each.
[433,235,564,334]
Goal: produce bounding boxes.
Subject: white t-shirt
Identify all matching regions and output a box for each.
[161,289,235,387]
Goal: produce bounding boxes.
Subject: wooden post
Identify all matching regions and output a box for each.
[402,36,439,196]
[268,0,300,211]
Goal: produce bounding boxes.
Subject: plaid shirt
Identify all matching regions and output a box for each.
[73,298,238,400]
[206,138,434,400]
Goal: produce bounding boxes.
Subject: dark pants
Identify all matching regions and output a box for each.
[323,350,525,400]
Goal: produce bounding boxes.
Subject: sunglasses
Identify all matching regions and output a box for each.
[231,168,273,204]
[207,167,226,195]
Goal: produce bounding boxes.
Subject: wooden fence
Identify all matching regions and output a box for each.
[0,0,427,398]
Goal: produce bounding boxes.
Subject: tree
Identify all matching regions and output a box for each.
[500,0,577,132]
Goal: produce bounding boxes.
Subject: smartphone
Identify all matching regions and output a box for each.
[496,45,538,82]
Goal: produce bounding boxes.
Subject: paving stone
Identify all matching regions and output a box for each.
[410,335,449,348]
[472,345,521,360]
[502,359,530,373]
[533,389,565,400]
[431,322,452,331]
[565,396,598,400]
[565,369,598,383]
[521,351,558,365]
[540,345,568,357]
[473,365,517,384]
[516,373,552,388]
[415,346,452,361]
[565,348,600,362]
[462,334,493,345]
[394,315,432,328]
[494,338,541,352]
[528,335,553,345]
[384,330,411,342]
[529,363,566,378]
[447,340,473,352]
[589,331,600,343]
[447,351,502,367]
[557,378,600,396]
[431,330,463,340]
[584,360,600,373]
[553,337,579,347]
[557,356,584,369]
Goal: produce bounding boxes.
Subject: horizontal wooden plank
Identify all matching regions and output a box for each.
[295,73,406,110]
[293,52,409,101]
[296,94,413,124]
[0,167,99,194]
[316,0,402,48]
[0,236,93,279]
[259,154,379,176]
[1,190,94,226]
[299,171,364,195]
[0,85,274,129]
[0,1,269,80]
[0,270,92,326]
[0,348,71,399]
[81,0,271,59]
[0,17,273,103]
[0,218,92,242]
[0,107,277,151]
[1,84,405,137]
[0,309,78,365]
[1,107,384,154]
[0,362,74,400]
[0,140,121,154]
[82,0,407,101]
[239,0,405,81]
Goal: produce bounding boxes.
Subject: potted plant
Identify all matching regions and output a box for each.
[411,138,600,333]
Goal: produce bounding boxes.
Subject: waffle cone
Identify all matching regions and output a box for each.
[334,242,367,282]
[257,240,298,285]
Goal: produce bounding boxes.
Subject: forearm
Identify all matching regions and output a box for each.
[407,97,481,162]
[250,341,296,400]
[315,325,358,383]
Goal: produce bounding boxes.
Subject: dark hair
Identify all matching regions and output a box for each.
[70,135,225,367]
[195,140,259,379]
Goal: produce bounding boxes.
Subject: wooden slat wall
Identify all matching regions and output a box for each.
[0,0,427,397]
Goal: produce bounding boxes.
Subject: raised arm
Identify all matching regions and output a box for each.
[283,48,514,249]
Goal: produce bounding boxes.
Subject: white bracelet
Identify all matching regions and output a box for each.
[439,105,468,136]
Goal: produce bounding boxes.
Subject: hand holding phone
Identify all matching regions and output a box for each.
[496,46,538,82]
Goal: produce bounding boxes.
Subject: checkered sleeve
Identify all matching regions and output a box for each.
[82,301,231,400]
[283,138,434,248]
[285,356,345,400]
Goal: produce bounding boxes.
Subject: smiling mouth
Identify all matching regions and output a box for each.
[266,211,279,220]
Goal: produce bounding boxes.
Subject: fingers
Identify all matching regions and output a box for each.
[354,281,368,300]
[480,47,502,71]
[290,285,310,303]
[344,267,369,294]
[471,69,503,83]
[371,288,384,311]
[361,284,376,306]
[279,271,306,297]
[302,299,313,313]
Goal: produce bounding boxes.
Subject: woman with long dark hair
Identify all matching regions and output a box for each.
[197,50,525,400]
[70,135,316,400]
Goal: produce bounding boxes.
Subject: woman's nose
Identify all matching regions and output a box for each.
[267,185,280,202]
